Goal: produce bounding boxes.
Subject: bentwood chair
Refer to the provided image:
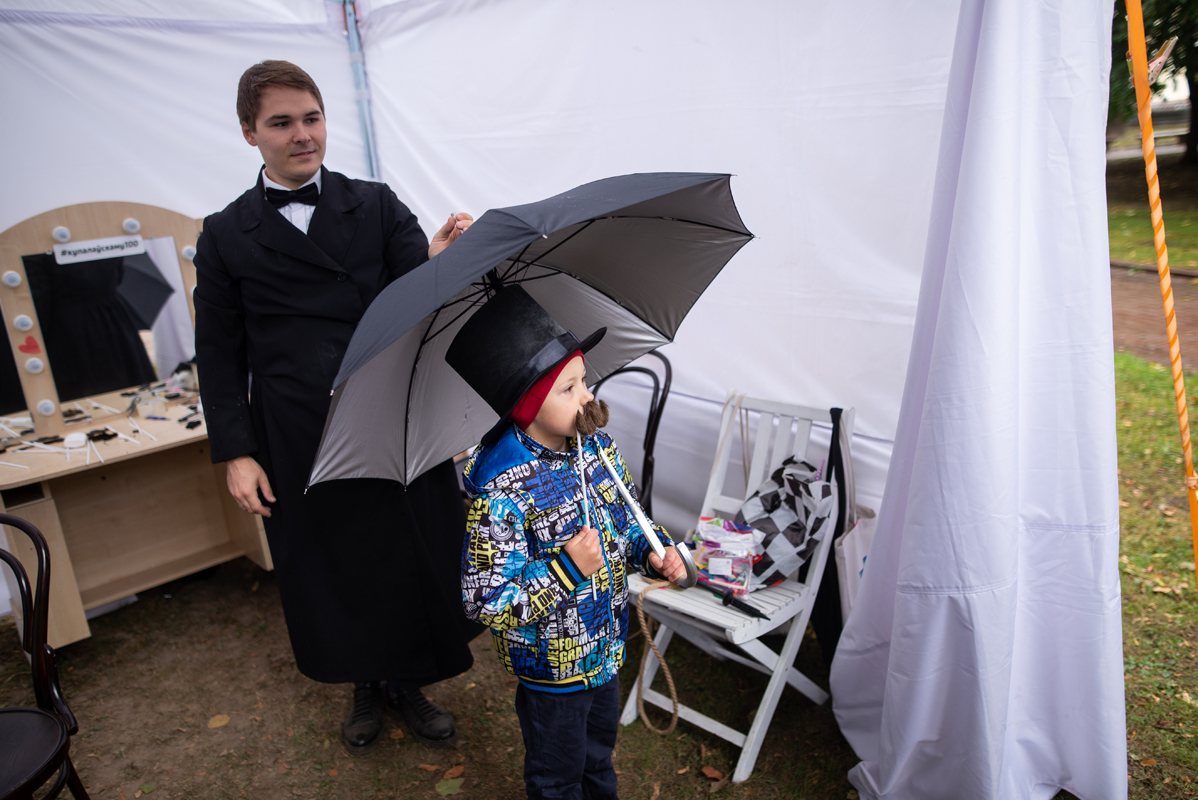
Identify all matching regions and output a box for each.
[0,513,90,799]
[592,349,671,517]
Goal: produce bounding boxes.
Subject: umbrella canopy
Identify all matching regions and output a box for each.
[117,252,175,329]
[309,172,753,488]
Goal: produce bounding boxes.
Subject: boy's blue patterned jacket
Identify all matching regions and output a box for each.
[461,424,671,693]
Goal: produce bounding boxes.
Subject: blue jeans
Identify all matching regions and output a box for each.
[514,677,620,800]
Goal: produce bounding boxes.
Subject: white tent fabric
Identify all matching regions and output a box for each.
[0,3,370,233]
[358,0,962,534]
[0,0,964,537]
[0,5,1125,796]
[829,1,1126,799]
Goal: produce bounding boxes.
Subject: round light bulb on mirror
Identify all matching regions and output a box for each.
[36,399,57,417]
[24,357,45,374]
[1,271,21,288]
[13,315,33,331]
[122,218,141,234]
[52,226,71,243]
[182,245,197,260]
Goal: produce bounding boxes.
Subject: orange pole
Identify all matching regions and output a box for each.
[1125,0,1198,588]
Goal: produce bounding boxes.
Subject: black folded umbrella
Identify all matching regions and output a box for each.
[117,252,175,330]
[308,172,753,488]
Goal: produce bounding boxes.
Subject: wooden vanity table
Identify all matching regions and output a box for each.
[0,202,272,649]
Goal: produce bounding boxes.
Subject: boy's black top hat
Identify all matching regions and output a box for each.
[446,285,605,437]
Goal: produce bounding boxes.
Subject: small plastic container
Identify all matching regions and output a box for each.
[694,540,754,595]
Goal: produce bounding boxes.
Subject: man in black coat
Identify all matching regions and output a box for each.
[194,60,477,755]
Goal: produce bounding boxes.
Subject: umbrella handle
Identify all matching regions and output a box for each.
[597,450,697,589]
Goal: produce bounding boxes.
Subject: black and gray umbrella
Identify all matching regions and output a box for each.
[117,252,175,329]
[308,172,753,488]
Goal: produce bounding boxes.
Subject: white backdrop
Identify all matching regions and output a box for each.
[0,3,1124,797]
[0,0,960,542]
[0,2,370,231]
[359,0,960,534]
[830,1,1125,797]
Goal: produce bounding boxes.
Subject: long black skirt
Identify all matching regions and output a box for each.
[262,461,481,684]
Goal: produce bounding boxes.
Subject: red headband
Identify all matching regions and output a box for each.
[510,351,584,431]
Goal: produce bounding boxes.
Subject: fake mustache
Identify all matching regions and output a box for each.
[574,399,610,436]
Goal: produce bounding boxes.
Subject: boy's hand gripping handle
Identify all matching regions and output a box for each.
[597,450,697,589]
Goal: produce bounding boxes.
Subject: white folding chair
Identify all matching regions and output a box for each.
[620,393,855,783]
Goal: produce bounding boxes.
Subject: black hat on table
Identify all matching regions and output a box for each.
[445,285,605,443]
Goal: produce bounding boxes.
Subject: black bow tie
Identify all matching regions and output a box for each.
[265,183,319,209]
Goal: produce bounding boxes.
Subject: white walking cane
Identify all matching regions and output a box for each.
[577,436,600,600]
[596,450,698,589]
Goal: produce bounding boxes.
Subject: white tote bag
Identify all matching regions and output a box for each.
[834,506,876,622]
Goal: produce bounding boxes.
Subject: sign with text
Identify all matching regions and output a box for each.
[53,234,145,265]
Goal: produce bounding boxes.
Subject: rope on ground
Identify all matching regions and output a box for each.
[635,580,679,735]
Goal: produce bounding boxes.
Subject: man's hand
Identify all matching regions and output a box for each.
[563,526,604,578]
[428,212,474,258]
[649,544,688,584]
[226,455,275,517]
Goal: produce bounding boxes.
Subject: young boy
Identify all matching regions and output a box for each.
[446,285,687,799]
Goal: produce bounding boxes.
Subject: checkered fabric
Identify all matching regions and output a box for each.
[736,457,836,587]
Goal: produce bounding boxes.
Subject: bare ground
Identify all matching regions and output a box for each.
[1109,153,1198,370]
[0,558,856,799]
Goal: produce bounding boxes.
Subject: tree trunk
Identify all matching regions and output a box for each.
[1185,67,1198,163]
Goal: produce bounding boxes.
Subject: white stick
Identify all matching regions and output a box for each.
[23,440,67,454]
[0,461,30,469]
[577,435,598,600]
[577,437,591,529]
[105,425,140,446]
[127,416,157,442]
[597,450,665,561]
[89,399,121,415]
[0,422,19,437]
[89,440,104,463]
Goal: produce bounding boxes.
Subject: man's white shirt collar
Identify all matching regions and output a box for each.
[262,170,322,194]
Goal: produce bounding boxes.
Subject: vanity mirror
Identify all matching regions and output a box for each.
[0,203,273,650]
[0,203,201,435]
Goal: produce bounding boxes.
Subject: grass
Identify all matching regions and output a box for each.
[1114,352,1198,798]
[1110,204,1198,268]
[1110,205,1198,267]
[1107,152,1198,269]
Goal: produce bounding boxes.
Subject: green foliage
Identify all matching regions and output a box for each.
[1110,0,1198,123]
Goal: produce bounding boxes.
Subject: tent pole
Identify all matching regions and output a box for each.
[343,0,381,180]
[1125,0,1198,589]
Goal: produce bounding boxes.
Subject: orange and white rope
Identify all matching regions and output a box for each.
[1125,0,1198,588]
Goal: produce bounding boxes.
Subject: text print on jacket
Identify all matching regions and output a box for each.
[462,425,671,692]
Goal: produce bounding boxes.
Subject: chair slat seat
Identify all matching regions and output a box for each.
[627,573,806,644]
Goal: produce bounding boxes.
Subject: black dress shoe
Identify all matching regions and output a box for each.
[342,681,385,755]
[385,684,457,747]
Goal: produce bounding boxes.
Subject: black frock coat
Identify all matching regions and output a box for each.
[194,167,477,684]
